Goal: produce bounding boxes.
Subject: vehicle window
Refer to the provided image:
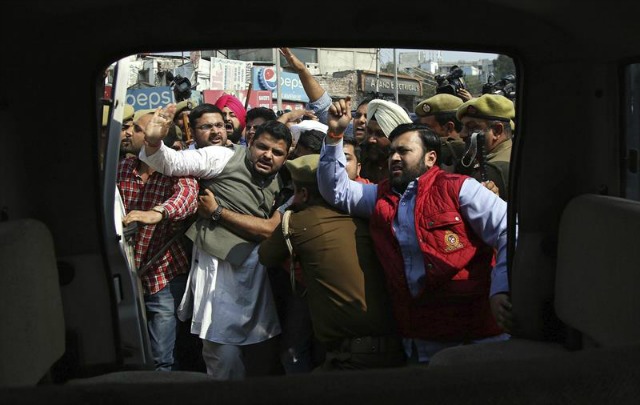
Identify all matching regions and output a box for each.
[100,47,517,373]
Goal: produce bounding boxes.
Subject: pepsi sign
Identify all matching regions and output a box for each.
[126,86,175,110]
[252,67,309,103]
[258,67,278,91]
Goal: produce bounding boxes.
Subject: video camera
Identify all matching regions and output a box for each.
[482,73,516,100]
[167,72,193,102]
[435,65,467,96]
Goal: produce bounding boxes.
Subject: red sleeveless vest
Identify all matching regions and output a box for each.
[369,166,502,341]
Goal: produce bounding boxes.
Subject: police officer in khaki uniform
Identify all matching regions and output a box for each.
[258,154,405,371]
[173,99,199,147]
[456,94,515,201]
[102,103,135,164]
[414,94,467,173]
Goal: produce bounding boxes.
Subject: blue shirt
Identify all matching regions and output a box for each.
[317,139,512,361]
[306,91,354,137]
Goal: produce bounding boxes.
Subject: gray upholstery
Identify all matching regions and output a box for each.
[431,193,640,366]
[555,194,640,347]
[0,219,66,387]
[427,339,566,366]
[67,370,215,384]
[0,218,214,386]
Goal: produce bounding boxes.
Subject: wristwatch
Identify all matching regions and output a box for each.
[211,205,223,222]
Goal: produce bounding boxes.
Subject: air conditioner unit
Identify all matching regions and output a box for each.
[305,62,320,75]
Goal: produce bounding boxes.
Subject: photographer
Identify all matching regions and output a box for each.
[435,65,473,102]
[482,73,516,101]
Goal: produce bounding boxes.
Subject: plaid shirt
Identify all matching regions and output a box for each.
[117,156,199,295]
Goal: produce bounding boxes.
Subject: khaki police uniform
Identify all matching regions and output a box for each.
[457,94,515,201]
[415,94,466,173]
[258,154,405,371]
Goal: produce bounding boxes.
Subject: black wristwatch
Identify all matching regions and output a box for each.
[211,205,223,222]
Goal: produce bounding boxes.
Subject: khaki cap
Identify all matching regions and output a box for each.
[123,104,135,122]
[456,94,515,129]
[175,99,198,114]
[286,153,319,185]
[415,94,463,117]
[133,108,156,123]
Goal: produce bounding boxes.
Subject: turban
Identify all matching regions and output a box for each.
[366,99,412,137]
[215,94,247,129]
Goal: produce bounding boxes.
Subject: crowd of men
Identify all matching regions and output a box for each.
[112,47,517,380]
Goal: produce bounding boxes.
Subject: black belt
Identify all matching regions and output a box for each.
[328,335,403,355]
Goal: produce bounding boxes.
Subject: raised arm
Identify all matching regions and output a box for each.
[139,105,234,179]
[280,47,325,103]
[279,47,333,125]
[140,143,233,179]
[317,97,377,218]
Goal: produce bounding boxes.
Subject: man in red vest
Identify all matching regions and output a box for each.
[317,98,514,364]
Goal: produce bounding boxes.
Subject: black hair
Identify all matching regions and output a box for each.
[188,103,223,131]
[297,129,325,154]
[388,123,441,163]
[357,97,374,109]
[246,106,277,122]
[254,120,293,150]
[343,136,361,163]
[434,111,463,132]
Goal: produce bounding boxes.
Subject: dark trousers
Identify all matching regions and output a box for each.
[267,266,325,373]
[319,335,407,371]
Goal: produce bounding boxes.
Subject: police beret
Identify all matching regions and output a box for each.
[133,108,156,123]
[123,104,135,122]
[285,153,319,185]
[175,99,198,114]
[415,94,463,117]
[456,94,515,128]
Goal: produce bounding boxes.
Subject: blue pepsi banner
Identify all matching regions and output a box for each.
[251,67,310,103]
[126,86,175,110]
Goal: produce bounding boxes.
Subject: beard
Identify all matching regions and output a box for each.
[361,142,391,165]
[390,159,427,192]
[228,126,243,144]
[119,141,139,156]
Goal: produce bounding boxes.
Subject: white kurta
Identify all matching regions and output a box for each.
[177,244,280,344]
[140,143,281,345]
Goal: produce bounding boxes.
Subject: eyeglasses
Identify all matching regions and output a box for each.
[246,124,262,131]
[196,123,225,131]
[353,112,367,119]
